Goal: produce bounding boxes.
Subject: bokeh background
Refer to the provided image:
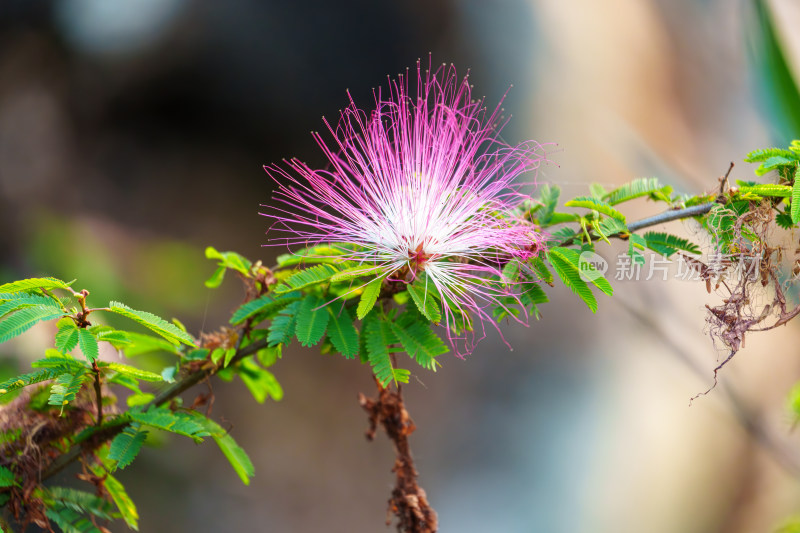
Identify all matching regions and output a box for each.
[2,0,800,531]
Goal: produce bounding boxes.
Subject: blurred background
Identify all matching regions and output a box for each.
[2,0,800,531]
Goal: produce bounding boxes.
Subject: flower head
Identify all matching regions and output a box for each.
[263,60,547,352]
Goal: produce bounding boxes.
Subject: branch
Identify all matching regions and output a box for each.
[626,203,715,232]
[39,338,269,481]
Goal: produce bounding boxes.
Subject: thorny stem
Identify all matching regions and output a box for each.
[359,373,438,533]
[91,361,103,426]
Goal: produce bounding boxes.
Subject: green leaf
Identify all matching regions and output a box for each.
[536,184,560,225]
[102,471,139,530]
[547,248,598,312]
[267,300,300,347]
[44,486,116,522]
[128,405,209,440]
[48,372,88,410]
[0,305,65,343]
[183,411,255,486]
[390,313,447,371]
[275,264,342,294]
[738,183,792,197]
[589,182,607,199]
[744,147,798,163]
[643,232,701,257]
[0,277,72,294]
[205,265,227,289]
[564,196,626,221]
[119,331,181,356]
[793,168,800,224]
[45,506,103,533]
[330,265,380,283]
[754,156,795,176]
[108,425,148,469]
[357,277,383,319]
[326,306,359,359]
[77,328,99,363]
[277,243,355,267]
[205,246,252,275]
[0,294,63,319]
[406,280,442,323]
[237,357,283,402]
[294,295,330,347]
[0,466,17,488]
[107,302,195,346]
[604,177,669,205]
[93,328,132,350]
[528,257,553,284]
[101,362,163,382]
[213,431,255,486]
[230,293,301,325]
[554,247,613,296]
[751,1,800,142]
[56,319,80,353]
[596,217,628,237]
[0,367,67,398]
[363,314,410,387]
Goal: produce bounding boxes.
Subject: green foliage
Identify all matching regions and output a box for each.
[127,406,209,440]
[744,147,798,163]
[604,177,671,205]
[108,425,148,469]
[55,319,79,353]
[267,300,300,347]
[0,277,72,294]
[330,265,379,283]
[738,183,792,197]
[77,328,99,363]
[237,357,283,402]
[326,306,359,359]
[48,372,89,412]
[119,331,181,356]
[751,0,800,141]
[0,305,66,344]
[642,232,701,257]
[628,234,647,265]
[547,247,599,312]
[107,302,195,347]
[534,184,560,225]
[0,368,68,398]
[362,314,410,387]
[184,412,255,486]
[97,469,138,530]
[564,196,626,222]
[793,168,800,223]
[42,486,117,532]
[276,243,354,267]
[388,310,447,371]
[0,466,17,488]
[275,264,342,294]
[406,279,442,323]
[294,295,330,347]
[357,277,383,319]
[101,362,163,382]
[230,292,301,325]
[529,256,554,284]
[204,247,253,288]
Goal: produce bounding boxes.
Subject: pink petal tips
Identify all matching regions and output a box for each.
[262,59,549,354]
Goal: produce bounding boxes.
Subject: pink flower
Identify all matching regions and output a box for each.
[263,60,547,352]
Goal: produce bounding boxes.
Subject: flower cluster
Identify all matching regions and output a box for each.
[263,60,547,351]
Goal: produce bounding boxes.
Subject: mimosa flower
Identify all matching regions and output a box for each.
[263,60,547,352]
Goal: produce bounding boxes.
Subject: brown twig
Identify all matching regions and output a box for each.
[359,378,438,533]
